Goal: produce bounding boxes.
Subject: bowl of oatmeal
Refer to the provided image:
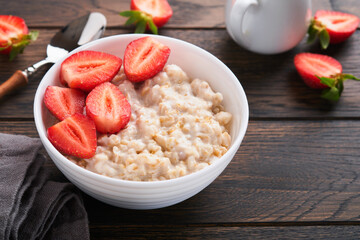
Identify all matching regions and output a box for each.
[34,34,249,209]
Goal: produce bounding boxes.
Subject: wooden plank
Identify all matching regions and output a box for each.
[238,30,360,118]
[0,121,38,138]
[0,0,225,28]
[0,29,131,119]
[332,0,360,19]
[83,120,360,224]
[312,0,333,12]
[3,120,360,223]
[1,29,360,119]
[0,0,333,29]
[89,225,360,240]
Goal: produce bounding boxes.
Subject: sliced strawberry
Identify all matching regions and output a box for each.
[44,86,86,121]
[131,0,172,28]
[294,53,342,89]
[135,0,173,27]
[0,15,28,54]
[307,10,360,49]
[294,53,360,101]
[315,10,360,44]
[47,113,97,158]
[0,15,38,60]
[60,50,122,92]
[123,36,170,82]
[86,82,131,134]
[120,0,172,34]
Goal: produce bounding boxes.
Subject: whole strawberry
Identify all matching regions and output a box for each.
[294,53,360,101]
[0,15,38,60]
[307,10,360,49]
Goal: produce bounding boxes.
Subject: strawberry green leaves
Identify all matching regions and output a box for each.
[8,31,39,61]
[318,29,330,50]
[318,76,343,101]
[0,15,39,61]
[307,11,360,49]
[294,53,360,102]
[307,19,330,50]
[0,31,39,61]
[119,0,173,34]
[120,10,158,34]
[319,74,360,101]
[302,11,360,101]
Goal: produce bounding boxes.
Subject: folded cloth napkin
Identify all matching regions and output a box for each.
[0,133,90,240]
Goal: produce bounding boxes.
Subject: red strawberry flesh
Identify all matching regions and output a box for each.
[60,50,122,92]
[294,53,342,89]
[44,86,86,121]
[86,82,131,134]
[0,15,29,54]
[124,36,170,82]
[315,10,360,44]
[47,113,97,159]
[131,0,173,28]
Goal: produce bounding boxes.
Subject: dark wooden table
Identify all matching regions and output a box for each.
[1,0,360,239]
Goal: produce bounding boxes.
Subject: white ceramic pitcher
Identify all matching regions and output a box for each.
[225,0,312,54]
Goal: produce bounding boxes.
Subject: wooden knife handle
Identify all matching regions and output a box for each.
[0,70,28,100]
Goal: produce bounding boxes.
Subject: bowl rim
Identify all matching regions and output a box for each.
[34,33,249,187]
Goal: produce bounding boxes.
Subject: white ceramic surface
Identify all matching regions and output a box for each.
[225,0,312,54]
[34,34,249,209]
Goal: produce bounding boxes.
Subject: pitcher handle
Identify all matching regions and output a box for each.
[229,0,258,46]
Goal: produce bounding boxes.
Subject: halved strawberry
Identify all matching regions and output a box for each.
[0,15,38,60]
[119,0,173,34]
[44,86,86,121]
[294,53,342,89]
[60,50,122,92]
[47,113,97,158]
[294,53,360,101]
[123,36,170,82]
[307,10,360,49]
[86,82,131,134]
[131,0,172,28]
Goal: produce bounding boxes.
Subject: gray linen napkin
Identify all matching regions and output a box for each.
[0,133,90,240]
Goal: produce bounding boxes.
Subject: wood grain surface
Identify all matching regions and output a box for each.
[2,121,360,223]
[1,0,357,29]
[89,225,360,240]
[1,29,360,119]
[1,0,360,239]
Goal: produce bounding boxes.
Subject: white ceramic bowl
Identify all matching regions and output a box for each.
[34,34,249,209]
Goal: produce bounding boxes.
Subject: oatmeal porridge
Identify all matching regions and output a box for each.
[74,64,232,181]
